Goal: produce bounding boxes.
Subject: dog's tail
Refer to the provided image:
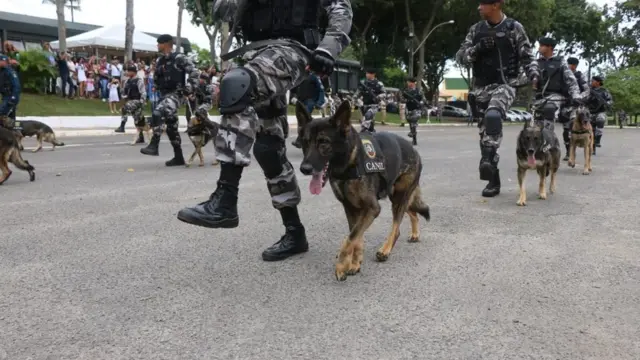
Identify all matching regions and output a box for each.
[8,147,36,181]
[45,133,65,146]
[409,187,430,221]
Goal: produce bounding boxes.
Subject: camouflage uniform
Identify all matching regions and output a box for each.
[532,56,580,131]
[141,51,199,165]
[0,61,20,131]
[354,77,385,132]
[177,0,353,261]
[588,82,613,152]
[456,15,538,197]
[119,77,147,130]
[561,57,591,159]
[401,85,426,145]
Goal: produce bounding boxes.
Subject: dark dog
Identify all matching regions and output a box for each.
[0,126,36,185]
[186,116,220,167]
[515,121,560,206]
[295,100,430,281]
[568,106,593,175]
[14,120,65,152]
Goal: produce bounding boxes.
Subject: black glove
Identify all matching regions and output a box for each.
[475,37,495,52]
[309,49,335,76]
[571,97,584,106]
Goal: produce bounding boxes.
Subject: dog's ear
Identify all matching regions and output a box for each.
[329,100,352,132]
[295,101,312,129]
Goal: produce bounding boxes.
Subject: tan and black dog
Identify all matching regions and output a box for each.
[131,116,153,146]
[516,121,561,206]
[295,100,430,282]
[568,106,593,175]
[0,126,36,185]
[185,116,220,167]
[14,120,65,152]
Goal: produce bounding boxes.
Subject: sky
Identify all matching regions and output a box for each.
[7,0,610,78]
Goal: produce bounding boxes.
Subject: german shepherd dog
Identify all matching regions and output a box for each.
[185,116,220,167]
[568,106,593,175]
[515,121,561,206]
[0,126,36,185]
[131,116,153,145]
[295,100,431,281]
[14,120,65,152]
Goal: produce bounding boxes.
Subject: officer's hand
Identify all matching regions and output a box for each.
[571,97,584,106]
[475,37,495,52]
[530,74,539,89]
[309,49,335,76]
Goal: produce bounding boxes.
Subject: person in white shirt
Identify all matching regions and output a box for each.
[110,57,122,79]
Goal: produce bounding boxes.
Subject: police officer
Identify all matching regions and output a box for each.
[532,37,581,130]
[456,0,539,198]
[177,0,353,261]
[588,75,613,154]
[141,35,200,166]
[561,56,591,160]
[116,66,147,144]
[401,77,426,146]
[189,72,215,122]
[0,54,20,131]
[355,69,385,132]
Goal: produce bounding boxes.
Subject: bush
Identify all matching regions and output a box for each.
[17,50,57,94]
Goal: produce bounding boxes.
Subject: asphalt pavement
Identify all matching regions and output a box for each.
[1,126,639,359]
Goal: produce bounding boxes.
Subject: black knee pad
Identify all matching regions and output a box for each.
[253,133,285,179]
[542,102,558,121]
[483,108,503,136]
[219,67,257,115]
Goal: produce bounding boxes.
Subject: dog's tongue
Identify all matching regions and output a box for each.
[310,173,323,195]
[527,155,536,167]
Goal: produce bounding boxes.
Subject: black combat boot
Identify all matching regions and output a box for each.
[262,207,309,261]
[292,137,302,148]
[479,147,496,181]
[482,168,501,198]
[135,132,145,144]
[165,146,186,166]
[140,134,160,156]
[176,163,242,228]
[115,120,126,133]
[563,144,570,161]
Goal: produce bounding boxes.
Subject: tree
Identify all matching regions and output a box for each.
[191,44,213,67]
[604,66,640,113]
[43,0,81,22]
[176,0,185,51]
[184,0,219,63]
[43,0,77,52]
[124,0,134,62]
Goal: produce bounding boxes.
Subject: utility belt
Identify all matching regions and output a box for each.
[220,35,314,62]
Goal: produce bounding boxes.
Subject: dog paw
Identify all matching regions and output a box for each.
[199,163,205,167]
[335,269,348,281]
[212,161,219,166]
[567,162,575,168]
[582,170,590,175]
[538,193,547,200]
[345,262,361,276]
[375,251,389,262]
[408,236,419,243]
[517,199,526,206]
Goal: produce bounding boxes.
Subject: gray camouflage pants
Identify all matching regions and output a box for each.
[407,109,421,134]
[153,92,182,147]
[591,112,607,136]
[360,104,379,132]
[215,44,307,209]
[532,94,572,132]
[471,84,516,150]
[121,99,145,125]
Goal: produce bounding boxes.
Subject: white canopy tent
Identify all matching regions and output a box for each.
[49,24,158,52]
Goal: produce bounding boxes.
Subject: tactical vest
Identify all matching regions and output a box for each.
[574,70,588,93]
[537,57,564,95]
[124,78,142,100]
[404,88,422,111]
[588,87,607,113]
[241,0,321,48]
[155,53,185,93]
[361,79,382,105]
[472,19,519,87]
[195,83,209,103]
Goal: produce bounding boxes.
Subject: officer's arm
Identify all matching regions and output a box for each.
[561,62,580,99]
[512,21,539,79]
[177,55,200,93]
[138,78,147,101]
[9,70,21,103]
[319,0,353,59]
[576,72,590,100]
[202,84,214,104]
[455,24,478,66]
[153,58,160,84]
[604,90,613,109]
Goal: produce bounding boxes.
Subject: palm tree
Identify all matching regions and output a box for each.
[42,0,82,53]
[125,0,135,62]
[176,0,185,52]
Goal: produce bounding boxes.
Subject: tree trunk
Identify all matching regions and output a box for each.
[417,45,426,84]
[220,22,231,69]
[193,0,218,63]
[124,0,135,62]
[55,0,67,53]
[210,27,219,63]
[176,0,184,52]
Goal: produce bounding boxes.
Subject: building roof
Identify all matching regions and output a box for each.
[443,78,470,90]
[0,11,191,52]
